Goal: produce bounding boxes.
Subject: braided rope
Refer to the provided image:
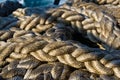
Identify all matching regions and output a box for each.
[0,35,120,78]
[43,23,74,40]
[0,28,37,41]
[0,1,120,79]
[1,55,120,80]
[59,5,120,50]
[67,0,120,5]
[0,56,70,80]
[13,4,120,50]
[69,69,119,80]
[12,6,56,18]
[101,5,120,26]
[89,0,120,5]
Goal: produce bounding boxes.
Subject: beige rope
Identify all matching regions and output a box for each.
[0,1,120,79]
[43,23,74,40]
[59,5,120,50]
[0,28,37,41]
[68,0,120,5]
[11,6,56,18]
[0,56,70,80]
[3,3,119,50]
[0,35,120,78]
[69,69,119,80]
[1,55,119,80]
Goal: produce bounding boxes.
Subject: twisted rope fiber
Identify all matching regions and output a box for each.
[0,1,120,80]
[101,5,120,26]
[4,3,120,50]
[0,56,71,80]
[0,34,62,68]
[43,23,75,40]
[69,69,119,80]
[70,1,120,26]
[12,6,57,18]
[59,4,120,50]
[0,28,37,41]
[67,0,120,5]
[0,35,120,78]
[1,56,119,80]
[12,4,120,50]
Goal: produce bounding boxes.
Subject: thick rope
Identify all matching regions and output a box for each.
[2,3,119,50]
[43,23,74,40]
[59,4,120,50]
[1,55,119,80]
[67,0,120,5]
[0,28,37,41]
[10,4,120,50]
[0,35,120,78]
[11,6,56,18]
[69,69,119,80]
[0,56,70,80]
[0,1,120,79]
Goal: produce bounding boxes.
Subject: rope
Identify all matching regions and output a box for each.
[11,4,120,50]
[1,55,119,80]
[59,4,120,50]
[69,69,119,80]
[0,56,70,80]
[12,6,56,18]
[43,23,74,40]
[67,0,120,5]
[0,35,120,78]
[0,1,120,79]
[0,28,37,41]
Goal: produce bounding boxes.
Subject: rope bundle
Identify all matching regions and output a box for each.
[0,56,70,80]
[1,55,120,80]
[9,4,120,50]
[0,35,120,78]
[67,0,120,5]
[0,0,120,79]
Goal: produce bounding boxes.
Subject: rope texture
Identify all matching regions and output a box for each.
[0,35,120,78]
[66,0,120,5]
[1,55,119,80]
[0,0,120,80]
[0,56,70,80]
[8,3,120,50]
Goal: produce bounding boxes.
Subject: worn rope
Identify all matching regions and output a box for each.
[11,6,57,18]
[10,4,120,50]
[1,55,119,80]
[69,69,119,80]
[0,1,120,79]
[0,35,120,78]
[59,4,120,50]
[67,0,120,5]
[0,56,70,80]
[0,28,37,41]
